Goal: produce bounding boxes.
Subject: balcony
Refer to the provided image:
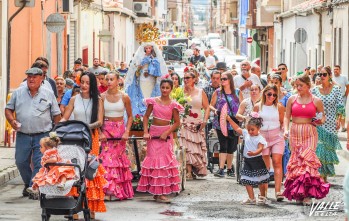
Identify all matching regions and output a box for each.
[256,0,281,27]
[261,0,281,13]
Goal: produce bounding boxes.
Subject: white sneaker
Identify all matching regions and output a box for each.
[26,187,39,194]
[241,198,256,205]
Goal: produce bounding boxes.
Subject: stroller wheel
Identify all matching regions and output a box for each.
[84,209,91,221]
[41,214,50,221]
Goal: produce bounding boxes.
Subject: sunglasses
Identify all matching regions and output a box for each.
[183,77,193,80]
[266,93,277,98]
[56,83,65,85]
[241,64,247,66]
[278,67,286,71]
[318,73,328,77]
[220,78,228,81]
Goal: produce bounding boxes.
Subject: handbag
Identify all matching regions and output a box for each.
[222,90,241,137]
[85,155,100,180]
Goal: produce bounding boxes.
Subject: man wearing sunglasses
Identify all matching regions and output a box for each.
[233,60,263,99]
[277,63,292,92]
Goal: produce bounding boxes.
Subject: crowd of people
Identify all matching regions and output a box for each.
[4,47,349,219]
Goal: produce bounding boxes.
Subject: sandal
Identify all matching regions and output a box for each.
[257,195,267,205]
[241,198,256,205]
[186,173,193,180]
[276,192,284,202]
[296,200,303,205]
[64,214,79,220]
[303,198,312,206]
[156,196,171,203]
[91,212,95,219]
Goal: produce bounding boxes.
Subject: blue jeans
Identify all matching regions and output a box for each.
[15,132,49,187]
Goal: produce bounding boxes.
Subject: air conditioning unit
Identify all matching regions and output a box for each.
[133,2,151,17]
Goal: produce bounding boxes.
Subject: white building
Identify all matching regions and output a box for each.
[68,1,136,67]
[275,0,349,77]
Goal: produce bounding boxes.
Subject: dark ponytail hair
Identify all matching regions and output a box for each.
[247,115,263,128]
[80,72,99,123]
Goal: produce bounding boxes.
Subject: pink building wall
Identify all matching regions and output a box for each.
[9,0,66,89]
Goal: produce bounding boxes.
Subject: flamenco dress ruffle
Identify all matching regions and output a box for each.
[283,124,330,201]
[32,149,76,187]
[100,120,134,200]
[180,119,207,176]
[136,125,180,195]
[316,126,342,177]
[86,129,108,212]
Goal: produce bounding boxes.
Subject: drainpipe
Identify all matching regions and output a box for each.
[279,16,283,63]
[7,1,26,94]
[313,8,322,67]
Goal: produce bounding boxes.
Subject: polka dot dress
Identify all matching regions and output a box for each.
[312,85,344,176]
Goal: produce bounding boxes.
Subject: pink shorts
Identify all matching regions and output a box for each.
[260,128,285,155]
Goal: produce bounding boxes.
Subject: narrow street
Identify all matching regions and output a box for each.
[0,154,347,221]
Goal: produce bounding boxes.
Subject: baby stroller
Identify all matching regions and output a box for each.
[206,127,220,173]
[39,121,92,221]
[236,136,244,184]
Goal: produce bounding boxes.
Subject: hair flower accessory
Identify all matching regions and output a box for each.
[49,132,57,139]
[250,112,260,118]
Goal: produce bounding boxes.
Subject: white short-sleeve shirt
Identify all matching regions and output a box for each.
[242,129,267,158]
[234,73,263,99]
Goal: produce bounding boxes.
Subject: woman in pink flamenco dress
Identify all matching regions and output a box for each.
[283,74,330,206]
[99,71,134,200]
[136,79,184,203]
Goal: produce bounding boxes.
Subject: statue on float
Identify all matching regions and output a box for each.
[125,23,168,116]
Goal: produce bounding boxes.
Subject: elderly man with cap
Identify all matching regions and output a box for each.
[5,67,61,199]
[234,60,263,99]
[20,61,56,96]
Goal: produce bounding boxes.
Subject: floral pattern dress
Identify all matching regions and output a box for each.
[312,85,345,177]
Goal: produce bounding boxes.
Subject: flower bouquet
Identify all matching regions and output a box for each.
[130,114,153,132]
[131,114,144,131]
[170,87,191,118]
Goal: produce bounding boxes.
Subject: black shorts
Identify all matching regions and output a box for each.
[216,129,238,154]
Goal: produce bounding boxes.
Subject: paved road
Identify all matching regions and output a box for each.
[0,154,347,221]
[0,131,348,220]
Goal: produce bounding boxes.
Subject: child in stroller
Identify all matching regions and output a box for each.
[28,132,77,194]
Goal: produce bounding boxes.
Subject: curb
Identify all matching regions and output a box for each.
[0,165,19,186]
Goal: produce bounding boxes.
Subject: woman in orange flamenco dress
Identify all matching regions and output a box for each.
[61,72,107,219]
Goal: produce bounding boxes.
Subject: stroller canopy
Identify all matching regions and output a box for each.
[53,120,92,153]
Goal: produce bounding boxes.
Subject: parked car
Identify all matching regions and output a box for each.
[208,39,224,49]
[205,33,221,47]
[225,55,247,70]
[213,48,234,62]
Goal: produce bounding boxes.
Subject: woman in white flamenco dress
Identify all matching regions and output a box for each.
[125,42,168,116]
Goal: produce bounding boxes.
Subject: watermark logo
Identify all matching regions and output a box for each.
[304,201,344,217]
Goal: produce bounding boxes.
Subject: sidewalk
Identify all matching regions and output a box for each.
[0,131,348,186]
[0,146,19,186]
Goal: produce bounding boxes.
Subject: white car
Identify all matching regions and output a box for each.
[209,39,224,49]
[213,48,235,62]
[225,55,247,70]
